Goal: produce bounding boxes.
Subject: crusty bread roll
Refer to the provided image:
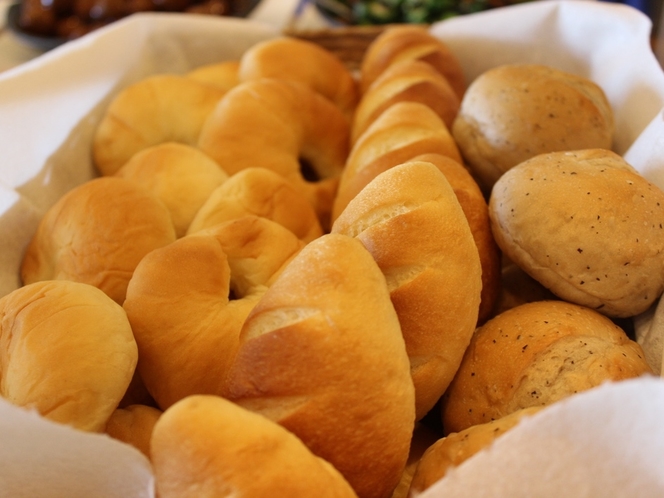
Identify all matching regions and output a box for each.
[224,233,415,498]
[0,280,137,432]
[21,177,176,305]
[332,101,462,223]
[360,25,466,99]
[115,142,228,238]
[441,300,653,435]
[409,407,542,495]
[493,257,559,316]
[411,153,501,324]
[452,64,615,192]
[105,404,162,459]
[151,395,358,498]
[93,74,226,176]
[489,149,664,318]
[187,59,240,92]
[352,59,460,144]
[187,167,323,243]
[123,215,305,410]
[239,36,359,118]
[332,161,482,420]
[198,79,350,230]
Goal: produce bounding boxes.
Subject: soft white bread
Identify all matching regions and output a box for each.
[0,280,138,432]
[187,167,323,243]
[224,234,415,498]
[123,215,305,410]
[441,300,653,434]
[115,142,228,238]
[151,395,358,498]
[489,149,664,318]
[21,177,176,305]
[453,64,615,192]
[105,404,162,459]
[332,161,482,420]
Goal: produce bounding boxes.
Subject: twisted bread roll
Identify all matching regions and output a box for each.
[187,59,240,92]
[332,161,482,420]
[21,177,176,305]
[0,280,137,432]
[151,395,358,498]
[115,142,228,238]
[441,300,653,434]
[123,215,304,410]
[198,79,350,230]
[105,404,162,459]
[224,234,415,498]
[93,74,226,176]
[187,167,323,243]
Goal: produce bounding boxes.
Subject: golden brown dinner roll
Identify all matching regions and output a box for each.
[352,59,460,145]
[123,215,305,410]
[409,407,542,495]
[198,79,350,230]
[105,404,162,459]
[151,395,359,498]
[0,280,138,432]
[453,64,615,192]
[93,74,226,176]
[115,142,228,238]
[187,167,323,243]
[489,149,664,318]
[360,24,466,99]
[332,161,482,420]
[332,101,462,223]
[187,59,240,92]
[441,300,653,435]
[390,423,443,498]
[224,234,416,498]
[239,36,359,118]
[21,177,176,305]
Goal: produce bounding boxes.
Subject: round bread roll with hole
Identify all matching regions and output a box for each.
[441,300,653,435]
[0,280,138,432]
[489,149,664,318]
[452,64,614,192]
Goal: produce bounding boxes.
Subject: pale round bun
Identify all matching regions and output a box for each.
[187,167,323,243]
[105,404,162,459]
[489,149,664,318]
[198,79,350,230]
[239,36,359,117]
[441,300,653,434]
[187,60,240,92]
[21,177,176,305]
[93,74,226,176]
[0,280,138,432]
[332,161,482,420]
[224,234,415,498]
[352,59,460,144]
[151,395,358,498]
[115,142,228,238]
[360,24,466,99]
[409,407,542,495]
[332,101,462,223]
[411,153,501,324]
[452,64,614,192]
[123,215,305,410]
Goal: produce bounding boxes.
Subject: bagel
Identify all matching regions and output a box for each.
[198,79,350,230]
[151,395,358,498]
[105,404,162,459]
[93,74,226,176]
[224,233,415,498]
[187,167,323,243]
[239,36,359,118]
[123,215,305,410]
[360,24,466,99]
[332,161,482,420]
[20,176,176,305]
[332,101,462,223]
[0,280,138,432]
[352,59,460,144]
[187,59,240,92]
[115,142,228,238]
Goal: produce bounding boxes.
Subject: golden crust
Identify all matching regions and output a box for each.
[105,404,162,459]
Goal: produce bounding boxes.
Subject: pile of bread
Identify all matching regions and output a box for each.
[3,23,663,498]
